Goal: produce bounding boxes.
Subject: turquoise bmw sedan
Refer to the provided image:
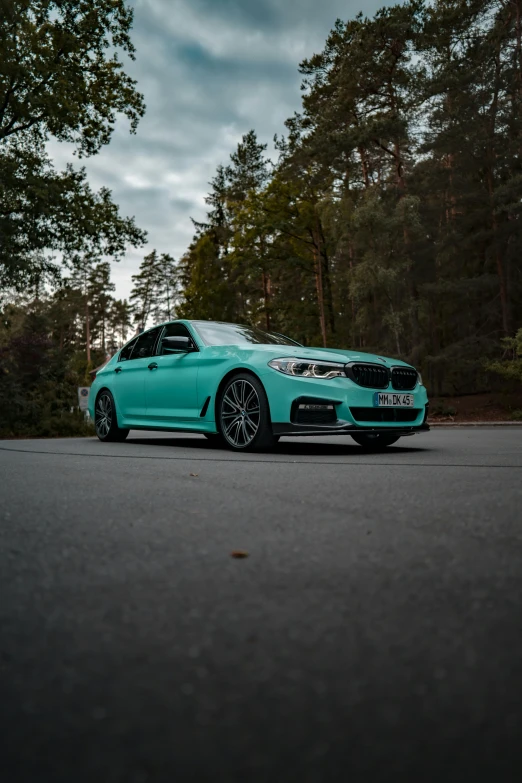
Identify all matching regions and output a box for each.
[89,320,429,451]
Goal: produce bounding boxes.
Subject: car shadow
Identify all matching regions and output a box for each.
[125,435,428,456]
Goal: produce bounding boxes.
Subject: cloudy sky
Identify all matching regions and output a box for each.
[50,0,387,300]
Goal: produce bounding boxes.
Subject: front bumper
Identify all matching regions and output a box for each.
[272,420,429,437]
[259,367,430,436]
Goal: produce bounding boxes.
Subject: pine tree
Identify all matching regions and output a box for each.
[176,235,234,321]
[151,253,178,323]
[108,299,133,350]
[130,251,179,328]
[129,251,160,329]
[69,257,95,364]
[174,0,522,394]
[88,262,115,354]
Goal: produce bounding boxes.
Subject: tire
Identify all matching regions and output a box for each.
[351,433,400,450]
[217,373,278,452]
[94,390,129,442]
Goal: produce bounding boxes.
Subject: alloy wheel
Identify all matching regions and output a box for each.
[220,379,260,448]
[95,393,112,438]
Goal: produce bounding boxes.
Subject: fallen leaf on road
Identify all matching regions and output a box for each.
[231,550,249,559]
[189,473,199,477]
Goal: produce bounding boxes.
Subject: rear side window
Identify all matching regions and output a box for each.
[131,327,162,360]
[119,337,137,362]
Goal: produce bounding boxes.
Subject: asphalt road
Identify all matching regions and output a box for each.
[1,428,522,783]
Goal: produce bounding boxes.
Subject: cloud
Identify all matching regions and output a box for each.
[47,0,387,301]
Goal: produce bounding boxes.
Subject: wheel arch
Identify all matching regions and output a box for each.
[94,385,112,404]
[214,368,272,426]
[94,386,121,425]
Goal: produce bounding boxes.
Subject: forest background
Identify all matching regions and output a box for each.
[1,0,521,437]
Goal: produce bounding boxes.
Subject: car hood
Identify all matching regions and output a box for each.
[238,344,415,369]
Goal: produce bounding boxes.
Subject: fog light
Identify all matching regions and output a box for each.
[293,401,337,425]
[299,404,334,411]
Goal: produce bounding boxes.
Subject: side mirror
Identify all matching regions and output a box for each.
[162,335,194,352]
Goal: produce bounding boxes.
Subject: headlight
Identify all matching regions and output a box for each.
[417,372,423,385]
[268,357,345,380]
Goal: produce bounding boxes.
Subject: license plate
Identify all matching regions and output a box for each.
[373,392,414,407]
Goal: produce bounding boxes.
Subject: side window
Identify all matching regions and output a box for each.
[130,327,162,360]
[119,337,137,362]
[157,323,195,355]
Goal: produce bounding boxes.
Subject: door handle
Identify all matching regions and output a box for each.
[148,362,158,370]
[114,367,123,373]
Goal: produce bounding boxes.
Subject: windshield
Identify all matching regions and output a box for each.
[192,321,302,347]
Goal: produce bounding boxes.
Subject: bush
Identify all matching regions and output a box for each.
[0,412,94,439]
[431,401,457,417]
[487,329,522,384]
[0,312,94,438]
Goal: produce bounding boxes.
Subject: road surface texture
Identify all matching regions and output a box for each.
[1,428,521,783]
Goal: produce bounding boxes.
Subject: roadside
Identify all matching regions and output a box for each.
[429,421,522,426]
[428,391,522,424]
[2,393,522,439]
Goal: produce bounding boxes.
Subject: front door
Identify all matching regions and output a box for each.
[113,327,162,422]
[145,323,200,422]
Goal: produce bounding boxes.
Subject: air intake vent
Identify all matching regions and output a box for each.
[346,363,389,389]
[350,407,421,423]
[391,368,418,391]
[295,408,337,425]
[291,399,338,425]
[199,396,211,417]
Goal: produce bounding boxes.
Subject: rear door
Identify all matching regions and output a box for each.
[112,328,162,421]
[144,322,200,422]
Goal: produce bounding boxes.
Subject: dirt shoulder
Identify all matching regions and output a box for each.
[428,392,522,424]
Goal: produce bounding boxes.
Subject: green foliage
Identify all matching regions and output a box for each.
[0,303,95,437]
[430,401,458,417]
[130,250,178,327]
[176,235,235,322]
[487,329,522,383]
[110,298,133,347]
[176,0,522,394]
[0,258,137,436]
[0,0,146,289]
[0,0,144,155]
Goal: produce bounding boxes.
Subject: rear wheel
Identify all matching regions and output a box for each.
[94,390,129,442]
[351,433,400,450]
[217,373,278,452]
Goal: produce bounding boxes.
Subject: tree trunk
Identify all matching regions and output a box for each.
[313,244,327,347]
[496,250,510,335]
[262,271,271,331]
[315,215,335,336]
[394,140,405,191]
[349,243,356,346]
[85,298,91,364]
[486,168,510,334]
[358,145,370,189]
[487,47,510,334]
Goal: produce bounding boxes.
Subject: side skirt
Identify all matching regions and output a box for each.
[120,421,218,435]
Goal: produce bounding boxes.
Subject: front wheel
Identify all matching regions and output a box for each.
[217,373,278,452]
[94,390,129,442]
[351,433,400,451]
